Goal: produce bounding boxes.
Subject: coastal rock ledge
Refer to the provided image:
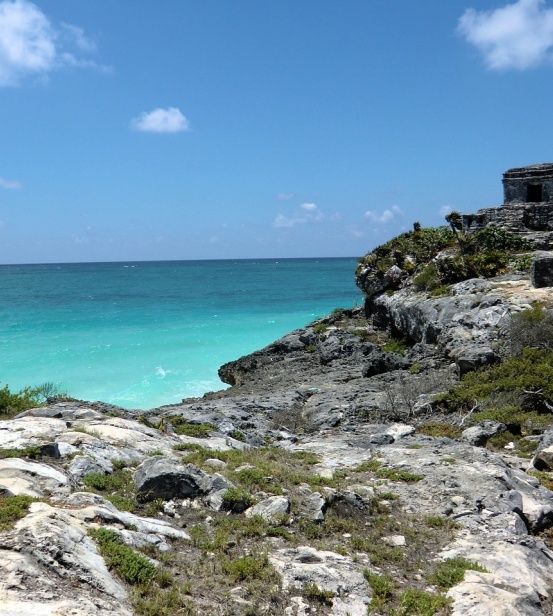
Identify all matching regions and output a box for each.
[4,183,553,613]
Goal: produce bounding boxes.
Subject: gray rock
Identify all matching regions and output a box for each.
[0,501,132,615]
[270,546,370,615]
[0,458,69,498]
[532,255,553,288]
[462,421,507,447]
[134,456,212,501]
[68,455,113,479]
[294,486,327,522]
[245,495,290,521]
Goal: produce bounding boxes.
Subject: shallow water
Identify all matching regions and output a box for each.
[0,258,361,409]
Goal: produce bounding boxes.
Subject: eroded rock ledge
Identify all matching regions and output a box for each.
[1,261,553,614]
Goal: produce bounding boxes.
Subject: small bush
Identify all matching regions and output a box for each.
[302,583,335,606]
[0,495,37,530]
[221,487,257,513]
[222,554,272,582]
[413,263,441,291]
[436,349,553,434]
[364,570,395,611]
[429,556,488,590]
[166,417,216,438]
[89,527,156,585]
[416,423,462,439]
[382,337,407,355]
[396,588,451,615]
[510,304,553,356]
[0,445,43,459]
[425,515,460,530]
[0,384,42,419]
[82,471,127,492]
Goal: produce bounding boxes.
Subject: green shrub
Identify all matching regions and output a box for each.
[0,495,37,530]
[82,471,127,492]
[0,445,43,459]
[89,527,156,585]
[222,554,272,582]
[382,337,407,355]
[0,385,42,419]
[166,417,216,438]
[416,423,462,439]
[413,263,441,291]
[436,349,553,433]
[364,570,395,611]
[429,556,488,590]
[511,253,533,272]
[221,487,257,512]
[396,588,451,615]
[302,583,335,606]
[425,515,460,530]
[471,226,531,252]
[510,304,553,355]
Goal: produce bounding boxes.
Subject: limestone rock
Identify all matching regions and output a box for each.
[462,421,507,447]
[133,456,212,501]
[269,546,370,615]
[0,501,132,615]
[532,255,553,288]
[0,458,69,498]
[245,495,289,521]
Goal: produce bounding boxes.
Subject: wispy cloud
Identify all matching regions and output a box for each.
[272,202,325,228]
[364,204,403,224]
[0,0,103,86]
[131,107,190,133]
[458,0,553,70]
[346,225,366,239]
[277,192,295,201]
[0,176,22,189]
[439,204,453,217]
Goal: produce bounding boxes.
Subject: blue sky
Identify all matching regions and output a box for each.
[2,0,553,263]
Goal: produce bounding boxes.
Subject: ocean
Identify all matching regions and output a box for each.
[0,258,362,410]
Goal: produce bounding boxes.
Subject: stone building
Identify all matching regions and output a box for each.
[503,163,553,204]
[462,163,553,249]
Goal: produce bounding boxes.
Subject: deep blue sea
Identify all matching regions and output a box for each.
[0,258,361,409]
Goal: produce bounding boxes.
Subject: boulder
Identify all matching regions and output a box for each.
[245,495,289,521]
[269,546,370,615]
[134,456,212,501]
[462,421,507,447]
[532,255,553,288]
[0,501,132,615]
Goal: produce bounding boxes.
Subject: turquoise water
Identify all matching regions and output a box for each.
[0,258,361,409]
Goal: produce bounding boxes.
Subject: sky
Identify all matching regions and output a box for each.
[2,0,553,263]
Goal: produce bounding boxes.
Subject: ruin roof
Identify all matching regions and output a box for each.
[503,163,553,180]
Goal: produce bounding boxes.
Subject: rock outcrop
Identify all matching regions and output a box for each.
[4,190,553,612]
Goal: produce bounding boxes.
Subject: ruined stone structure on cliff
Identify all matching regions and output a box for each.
[462,163,553,249]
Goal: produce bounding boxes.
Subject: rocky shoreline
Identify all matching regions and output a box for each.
[2,254,553,615]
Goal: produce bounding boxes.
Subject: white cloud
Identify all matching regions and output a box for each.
[439,204,453,217]
[131,107,190,133]
[364,204,403,224]
[0,176,21,189]
[0,0,101,86]
[272,203,325,228]
[346,225,366,238]
[277,192,294,200]
[458,0,553,70]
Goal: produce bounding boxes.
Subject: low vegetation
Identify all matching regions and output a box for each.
[0,495,38,531]
[357,221,532,295]
[0,381,70,420]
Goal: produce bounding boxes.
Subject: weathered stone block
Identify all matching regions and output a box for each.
[531,256,553,287]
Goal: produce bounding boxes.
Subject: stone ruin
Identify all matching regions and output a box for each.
[462,163,553,249]
[461,163,553,287]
